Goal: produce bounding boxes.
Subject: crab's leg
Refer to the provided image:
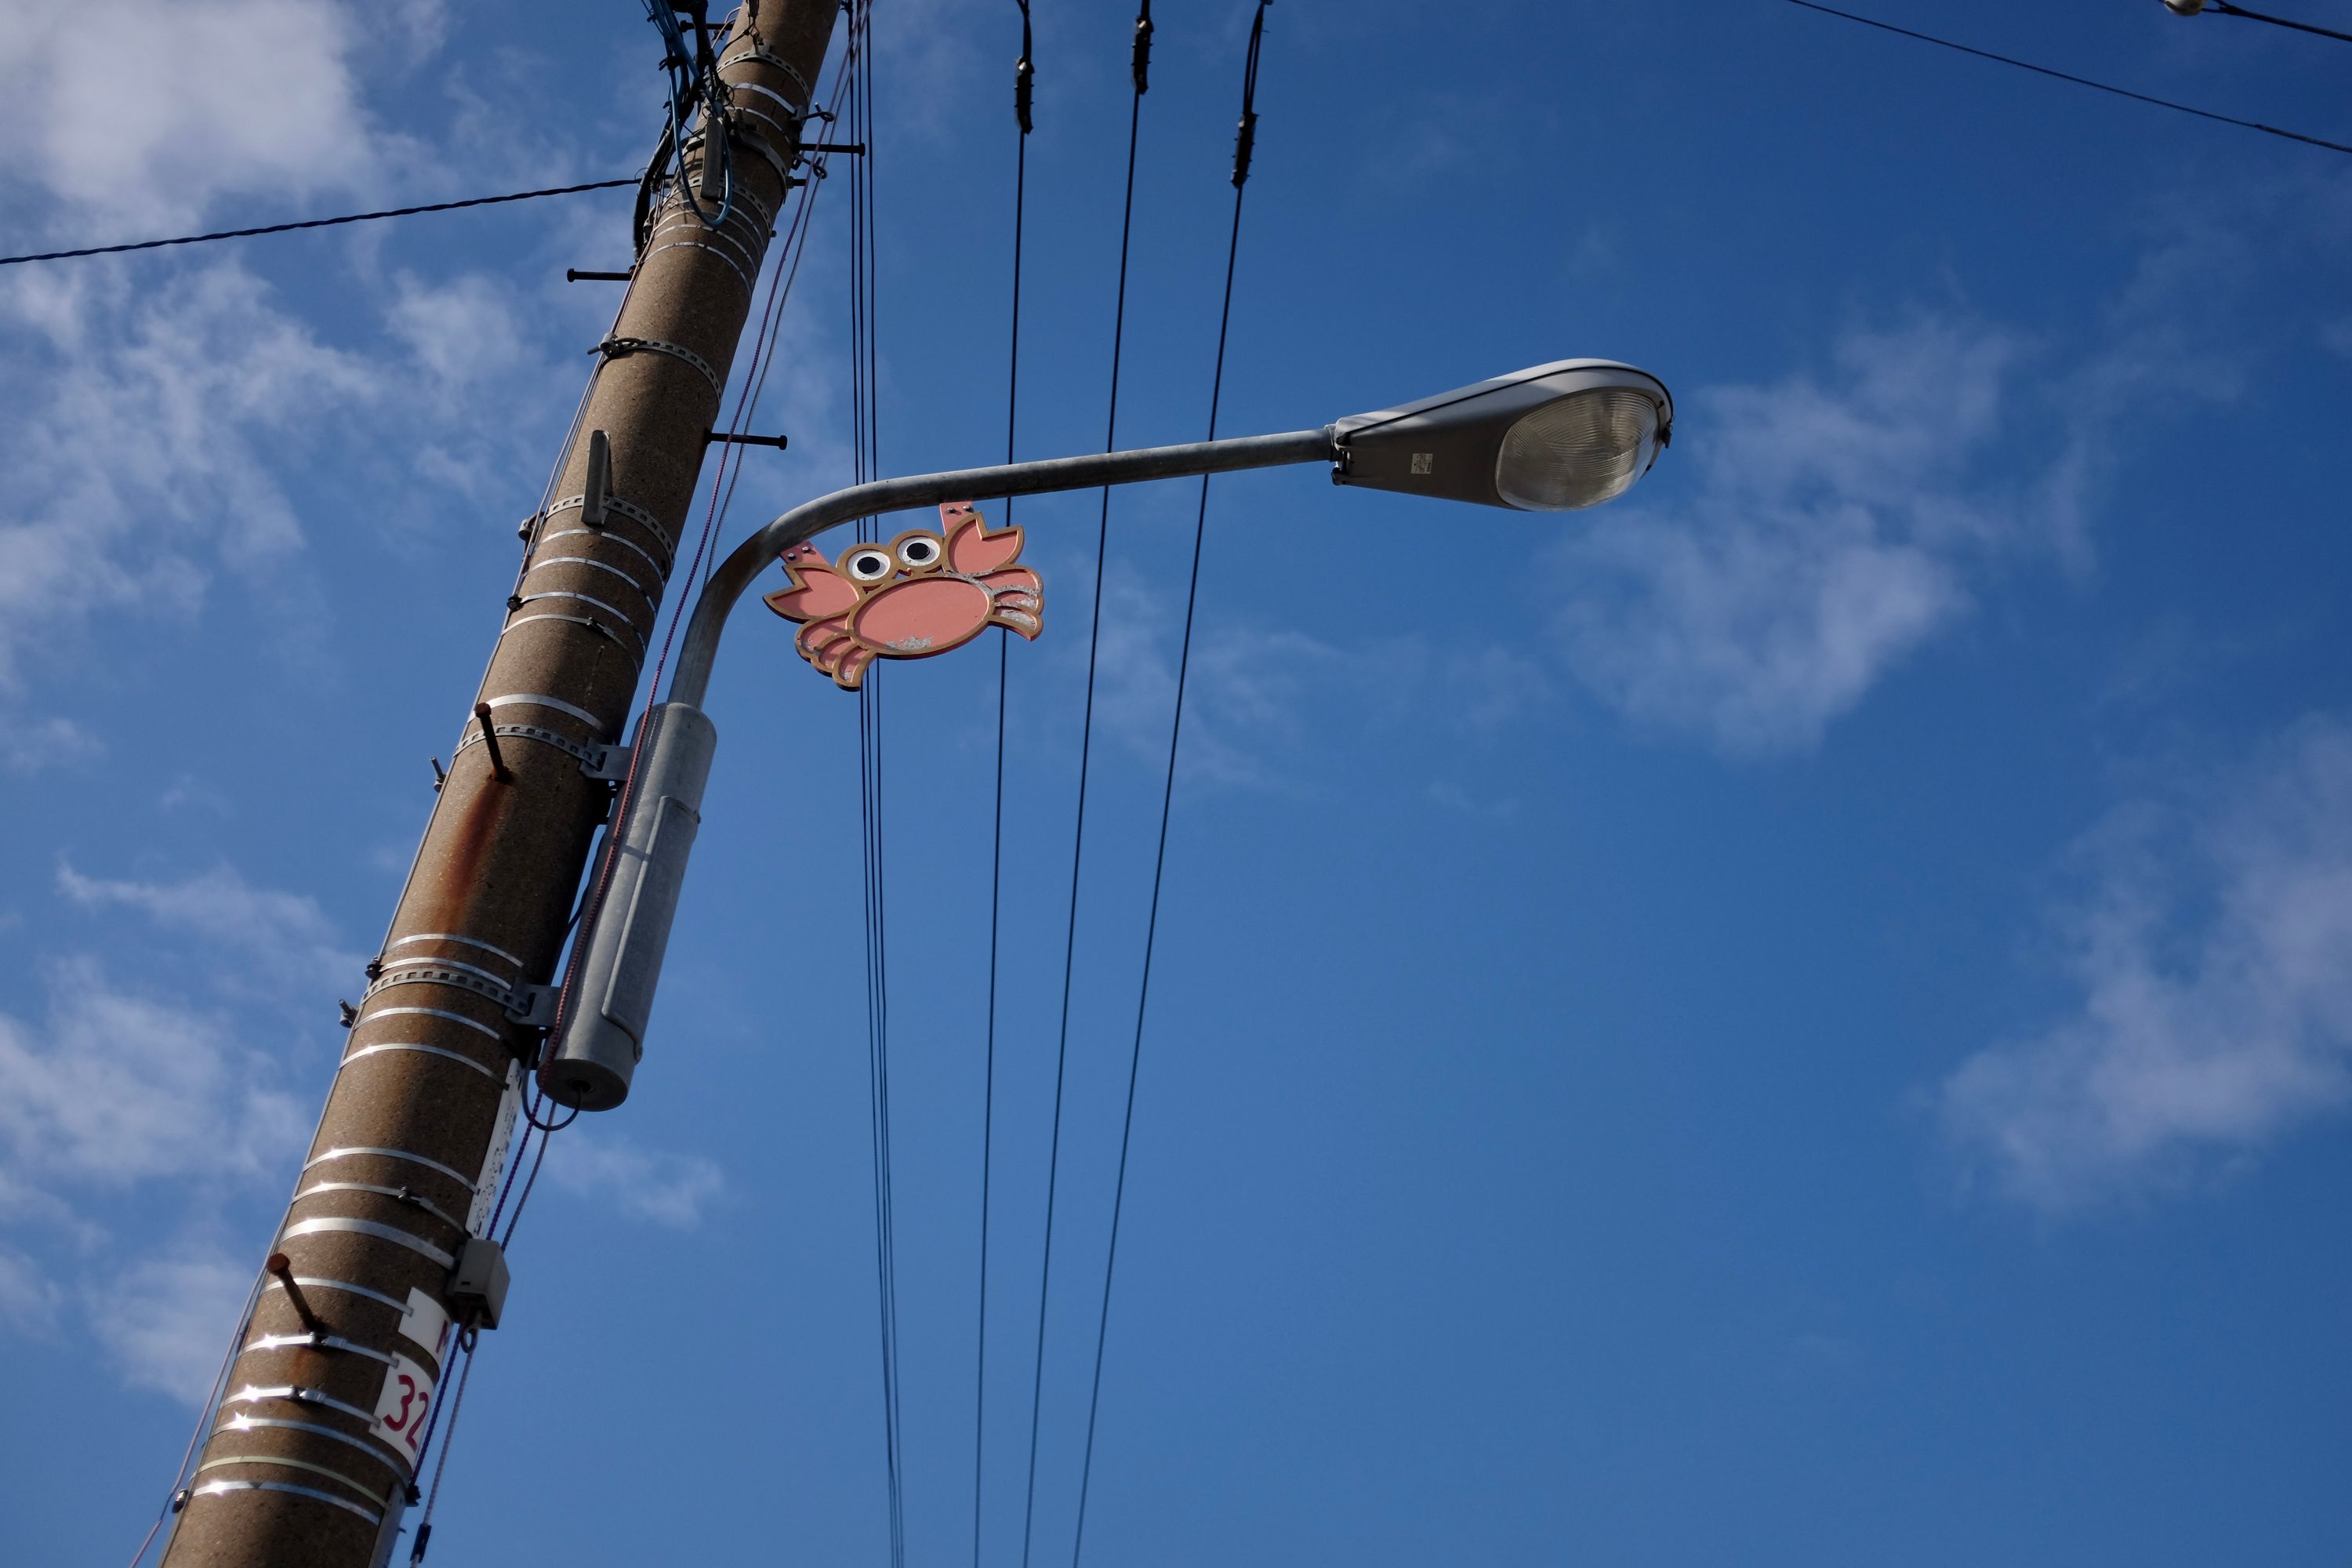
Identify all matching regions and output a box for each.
[798,619,859,682]
[979,566,1044,639]
[833,644,877,690]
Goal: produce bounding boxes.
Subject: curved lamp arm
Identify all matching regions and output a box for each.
[667,426,1336,707]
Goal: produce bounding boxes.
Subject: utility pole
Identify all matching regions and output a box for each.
[158,5,840,1564]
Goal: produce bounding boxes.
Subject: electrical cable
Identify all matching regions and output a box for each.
[1018,8,1152,1566]
[860,666,908,1568]
[975,7,1034,1566]
[644,0,735,229]
[839,9,907,1566]
[1066,13,1264,1561]
[403,1324,480,1566]
[2195,0,2352,46]
[0,179,638,267]
[125,1264,267,1567]
[1784,0,2352,156]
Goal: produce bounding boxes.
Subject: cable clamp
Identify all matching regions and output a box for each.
[593,335,724,401]
[544,492,675,560]
[456,720,604,771]
[364,959,523,1014]
[737,122,797,189]
[717,42,812,105]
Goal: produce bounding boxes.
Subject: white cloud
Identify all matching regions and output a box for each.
[0,959,307,1190]
[387,270,530,389]
[0,0,402,238]
[0,247,587,697]
[0,715,101,773]
[0,1242,63,1338]
[1545,319,2071,756]
[57,862,359,996]
[1940,715,2352,1210]
[546,1131,725,1229]
[89,1248,256,1404]
[1084,563,1553,791]
[0,261,373,689]
[0,869,328,1398]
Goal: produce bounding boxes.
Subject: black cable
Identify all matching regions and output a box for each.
[861,670,907,1568]
[1019,13,1151,1566]
[403,1324,479,1565]
[975,9,1033,1568]
[844,13,905,1567]
[0,178,638,267]
[1066,16,1269,1562]
[2206,0,2352,45]
[1784,0,2352,156]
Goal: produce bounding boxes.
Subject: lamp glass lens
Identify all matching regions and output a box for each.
[1494,387,1660,511]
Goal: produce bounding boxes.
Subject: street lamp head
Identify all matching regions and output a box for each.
[1330,358,1673,512]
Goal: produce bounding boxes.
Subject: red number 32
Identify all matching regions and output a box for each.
[381,1374,431,1453]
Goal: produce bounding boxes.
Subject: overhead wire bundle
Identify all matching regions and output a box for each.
[1014,2,1156,1563]
[834,6,911,1568]
[971,5,1036,1566]
[645,0,735,228]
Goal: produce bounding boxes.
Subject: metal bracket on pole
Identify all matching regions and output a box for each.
[503,985,559,1030]
[580,430,612,531]
[580,741,633,783]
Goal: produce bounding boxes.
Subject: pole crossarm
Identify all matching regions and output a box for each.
[670,426,1336,706]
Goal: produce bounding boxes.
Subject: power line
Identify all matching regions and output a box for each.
[841,9,906,1567]
[1066,15,1268,1563]
[2194,0,2352,46]
[975,7,1034,1568]
[0,177,638,267]
[1784,0,2352,157]
[1020,8,1152,1564]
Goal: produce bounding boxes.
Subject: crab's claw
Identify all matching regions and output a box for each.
[942,501,1025,576]
[764,541,862,625]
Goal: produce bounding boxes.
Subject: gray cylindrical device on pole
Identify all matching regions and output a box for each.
[543,702,717,1110]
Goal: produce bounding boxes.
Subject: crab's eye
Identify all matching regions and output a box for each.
[844,547,894,583]
[897,535,942,569]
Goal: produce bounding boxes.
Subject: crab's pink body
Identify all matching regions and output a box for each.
[762,501,1042,689]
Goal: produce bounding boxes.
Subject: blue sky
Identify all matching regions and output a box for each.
[2,0,2350,1563]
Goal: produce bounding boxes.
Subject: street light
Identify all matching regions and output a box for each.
[1333,358,1672,513]
[541,358,1675,1109]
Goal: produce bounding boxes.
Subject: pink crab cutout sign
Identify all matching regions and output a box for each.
[762,500,1043,690]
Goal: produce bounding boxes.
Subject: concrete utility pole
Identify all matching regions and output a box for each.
[158,5,840,1563]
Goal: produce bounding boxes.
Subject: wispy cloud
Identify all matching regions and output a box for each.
[57,862,359,997]
[1541,169,2352,759]
[1083,562,1555,791]
[546,1131,726,1229]
[0,261,371,689]
[0,862,348,1400]
[0,1242,63,1338]
[0,0,415,240]
[1544,318,2065,756]
[0,958,308,1192]
[88,1249,256,1404]
[1940,714,2352,1211]
[0,715,101,774]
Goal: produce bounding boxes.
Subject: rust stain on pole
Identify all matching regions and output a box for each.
[157,5,842,1563]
